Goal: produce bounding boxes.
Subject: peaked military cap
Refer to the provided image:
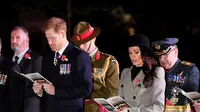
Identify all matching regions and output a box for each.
[151,38,179,56]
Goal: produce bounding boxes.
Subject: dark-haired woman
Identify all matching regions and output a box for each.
[117,34,166,112]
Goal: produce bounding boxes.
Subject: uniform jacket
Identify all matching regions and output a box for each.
[119,66,166,112]
[91,50,119,99]
[85,50,120,112]
[0,56,21,112]
[42,43,93,112]
[12,48,42,112]
[165,59,199,106]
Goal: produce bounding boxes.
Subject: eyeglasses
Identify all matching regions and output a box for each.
[159,48,175,59]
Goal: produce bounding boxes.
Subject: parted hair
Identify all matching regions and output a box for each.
[42,17,67,33]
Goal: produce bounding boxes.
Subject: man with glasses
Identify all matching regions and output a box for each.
[152,38,199,112]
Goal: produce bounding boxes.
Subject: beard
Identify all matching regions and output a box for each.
[11,44,20,51]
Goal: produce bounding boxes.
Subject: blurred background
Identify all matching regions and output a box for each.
[1,0,200,72]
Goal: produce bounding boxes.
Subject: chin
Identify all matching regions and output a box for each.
[50,48,56,52]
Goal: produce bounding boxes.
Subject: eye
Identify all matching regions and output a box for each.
[16,36,20,39]
[135,51,139,54]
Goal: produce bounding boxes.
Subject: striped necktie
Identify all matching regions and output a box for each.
[54,52,60,65]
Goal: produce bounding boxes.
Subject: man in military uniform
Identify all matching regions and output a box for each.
[0,37,21,112]
[152,38,200,112]
[71,21,120,112]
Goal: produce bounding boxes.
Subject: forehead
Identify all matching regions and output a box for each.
[129,46,140,51]
[11,29,25,36]
[45,28,58,37]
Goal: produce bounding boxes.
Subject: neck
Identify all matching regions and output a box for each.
[58,39,68,51]
[135,60,143,67]
[15,47,28,55]
[88,46,97,54]
[168,57,178,69]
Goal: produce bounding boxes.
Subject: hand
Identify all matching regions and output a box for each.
[114,108,128,112]
[32,82,42,94]
[37,80,48,85]
[194,102,200,112]
[114,104,128,112]
[43,83,55,95]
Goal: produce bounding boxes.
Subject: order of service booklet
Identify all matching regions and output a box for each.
[175,86,200,102]
[15,71,52,84]
[94,96,133,111]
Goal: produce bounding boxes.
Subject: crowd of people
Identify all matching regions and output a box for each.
[0,16,200,112]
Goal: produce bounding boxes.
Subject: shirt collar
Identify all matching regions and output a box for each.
[89,47,98,58]
[13,48,29,63]
[56,42,69,57]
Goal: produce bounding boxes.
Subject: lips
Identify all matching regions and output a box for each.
[12,43,18,47]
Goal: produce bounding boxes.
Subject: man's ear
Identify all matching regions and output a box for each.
[26,37,29,43]
[92,37,96,43]
[174,48,179,56]
[59,30,66,39]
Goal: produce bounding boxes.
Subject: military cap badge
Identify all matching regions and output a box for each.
[155,44,161,50]
[76,36,80,41]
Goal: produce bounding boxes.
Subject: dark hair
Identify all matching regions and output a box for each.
[140,47,159,88]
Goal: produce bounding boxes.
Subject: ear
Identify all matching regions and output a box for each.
[26,37,29,43]
[174,48,178,56]
[59,30,66,39]
[92,37,96,43]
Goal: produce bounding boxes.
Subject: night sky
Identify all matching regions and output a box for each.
[1,0,200,71]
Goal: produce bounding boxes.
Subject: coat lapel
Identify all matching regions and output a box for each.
[19,49,32,74]
[55,43,73,68]
[122,67,146,106]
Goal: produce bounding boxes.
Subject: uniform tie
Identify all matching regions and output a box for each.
[15,56,19,64]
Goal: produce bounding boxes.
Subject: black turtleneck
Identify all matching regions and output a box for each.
[131,66,142,81]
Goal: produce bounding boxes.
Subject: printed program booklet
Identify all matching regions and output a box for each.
[94,96,132,111]
[15,71,52,84]
[178,87,200,102]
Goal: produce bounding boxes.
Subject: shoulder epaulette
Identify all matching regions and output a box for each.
[101,52,117,62]
[181,61,195,66]
[100,52,119,74]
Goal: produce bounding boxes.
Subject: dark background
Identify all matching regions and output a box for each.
[1,0,200,72]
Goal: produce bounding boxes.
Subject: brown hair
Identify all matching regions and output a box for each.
[42,17,67,33]
[140,47,159,88]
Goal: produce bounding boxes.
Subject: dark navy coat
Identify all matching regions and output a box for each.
[42,43,93,112]
[166,59,199,105]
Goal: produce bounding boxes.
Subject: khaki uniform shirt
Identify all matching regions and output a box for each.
[85,49,120,112]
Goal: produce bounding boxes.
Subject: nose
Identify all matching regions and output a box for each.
[11,37,16,43]
[47,39,52,45]
[159,55,165,61]
[130,54,136,59]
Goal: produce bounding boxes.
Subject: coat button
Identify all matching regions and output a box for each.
[133,95,136,99]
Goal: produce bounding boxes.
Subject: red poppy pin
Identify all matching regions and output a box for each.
[24,53,31,59]
[61,55,68,62]
[134,79,141,87]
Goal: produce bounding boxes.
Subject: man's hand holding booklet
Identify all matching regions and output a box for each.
[15,70,52,84]
[177,87,200,103]
[177,87,200,112]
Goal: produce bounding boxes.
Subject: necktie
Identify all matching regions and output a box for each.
[15,56,19,64]
[54,52,60,65]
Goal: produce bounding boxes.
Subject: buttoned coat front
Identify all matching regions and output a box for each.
[119,66,166,112]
